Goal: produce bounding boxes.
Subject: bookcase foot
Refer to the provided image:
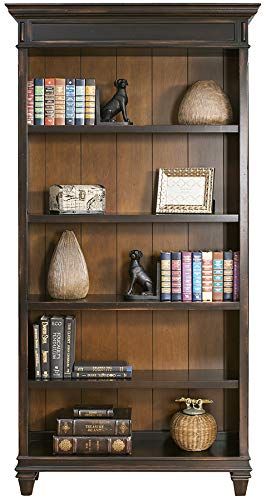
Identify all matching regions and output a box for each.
[17,473,38,496]
[231,472,250,496]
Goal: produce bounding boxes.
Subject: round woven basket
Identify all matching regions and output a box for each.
[178,80,233,125]
[170,411,217,451]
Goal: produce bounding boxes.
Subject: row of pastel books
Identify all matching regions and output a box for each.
[53,406,132,455]
[160,250,239,302]
[27,78,96,126]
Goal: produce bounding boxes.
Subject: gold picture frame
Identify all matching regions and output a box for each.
[156,167,214,214]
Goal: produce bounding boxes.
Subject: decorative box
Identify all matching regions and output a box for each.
[49,184,106,214]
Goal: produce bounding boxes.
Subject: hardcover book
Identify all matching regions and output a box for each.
[34,78,44,125]
[213,251,224,301]
[73,360,132,374]
[57,408,132,436]
[50,316,64,379]
[233,251,240,302]
[192,251,202,302]
[63,316,76,379]
[171,251,181,301]
[85,78,96,125]
[65,78,75,125]
[55,78,65,125]
[73,405,114,418]
[160,252,171,301]
[53,435,132,455]
[33,324,41,380]
[202,251,213,302]
[40,315,50,379]
[75,79,85,125]
[224,250,234,301]
[181,251,192,302]
[27,79,34,125]
[44,78,55,125]
[71,372,131,379]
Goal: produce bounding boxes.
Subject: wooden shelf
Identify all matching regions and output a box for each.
[28,370,238,389]
[28,213,239,224]
[27,294,240,311]
[28,124,239,134]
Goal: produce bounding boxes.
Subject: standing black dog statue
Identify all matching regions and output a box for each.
[100,79,133,124]
[125,250,157,301]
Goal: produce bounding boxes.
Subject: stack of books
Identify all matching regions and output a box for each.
[33,315,76,380]
[160,250,240,302]
[28,77,96,125]
[53,405,132,455]
[72,361,133,380]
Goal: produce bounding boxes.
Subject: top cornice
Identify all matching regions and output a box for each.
[6,3,261,22]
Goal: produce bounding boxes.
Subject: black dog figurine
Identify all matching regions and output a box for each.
[127,250,153,296]
[100,79,133,124]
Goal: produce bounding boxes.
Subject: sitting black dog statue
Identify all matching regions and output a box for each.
[126,250,153,296]
[100,79,133,124]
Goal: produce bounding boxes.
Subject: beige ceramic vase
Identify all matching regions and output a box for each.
[47,230,89,300]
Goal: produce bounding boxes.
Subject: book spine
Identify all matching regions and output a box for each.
[160,252,171,301]
[71,372,131,379]
[74,364,132,374]
[27,79,34,125]
[85,78,96,125]
[233,251,240,302]
[55,78,65,125]
[75,79,85,125]
[33,324,41,380]
[34,78,44,125]
[181,252,192,302]
[44,78,55,125]
[63,316,76,379]
[57,418,132,436]
[224,250,234,301]
[213,251,224,302]
[53,435,132,455]
[202,251,213,302]
[73,408,114,418]
[65,78,75,125]
[171,252,182,301]
[192,251,202,302]
[40,315,50,379]
[50,316,64,379]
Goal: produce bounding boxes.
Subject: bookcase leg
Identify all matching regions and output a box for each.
[16,472,38,496]
[231,472,250,496]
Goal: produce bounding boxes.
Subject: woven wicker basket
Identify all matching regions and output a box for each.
[178,80,233,125]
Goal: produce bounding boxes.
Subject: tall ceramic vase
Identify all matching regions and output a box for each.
[47,230,89,299]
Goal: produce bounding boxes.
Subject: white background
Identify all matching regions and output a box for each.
[0,0,265,497]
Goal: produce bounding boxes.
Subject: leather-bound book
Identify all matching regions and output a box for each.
[160,251,171,301]
[63,316,76,379]
[72,371,131,379]
[40,315,50,379]
[233,251,240,301]
[73,405,114,418]
[73,360,132,374]
[213,251,224,301]
[182,251,192,302]
[192,251,202,302]
[171,251,181,301]
[33,324,41,380]
[224,250,233,301]
[202,251,213,302]
[75,79,85,125]
[53,435,132,455]
[50,316,64,379]
[34,78,44,125]
[44,78,55,125]
[57,408,132,436]
[55,78,65,125]
[85,78,96,125]
[27,79,34,125]
[65,78,75,125]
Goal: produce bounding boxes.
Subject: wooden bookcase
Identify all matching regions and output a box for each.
[6,3,260,496]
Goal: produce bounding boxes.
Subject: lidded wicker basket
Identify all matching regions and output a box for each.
[178,80,233,125]
[170,397,217,452]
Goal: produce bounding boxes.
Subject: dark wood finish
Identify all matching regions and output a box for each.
[7,2,258,495]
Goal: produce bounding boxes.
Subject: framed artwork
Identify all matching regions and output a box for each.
[156,167,214,214]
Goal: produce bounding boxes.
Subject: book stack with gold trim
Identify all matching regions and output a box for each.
[53,405,132,455]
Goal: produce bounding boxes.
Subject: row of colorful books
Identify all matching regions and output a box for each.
[53,405,132,455]
[160,250,239,302]
[27,78,96,126]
